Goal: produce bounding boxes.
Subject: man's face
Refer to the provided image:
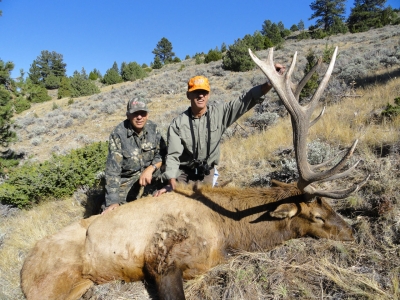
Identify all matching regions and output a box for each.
[187,89,210,112]
[127,110,148,133]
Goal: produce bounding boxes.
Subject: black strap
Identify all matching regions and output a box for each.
[188,107,211,161]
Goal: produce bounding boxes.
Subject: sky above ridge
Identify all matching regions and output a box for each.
[1,0,398,78]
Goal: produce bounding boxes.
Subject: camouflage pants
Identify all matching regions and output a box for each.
[102,169,163,210]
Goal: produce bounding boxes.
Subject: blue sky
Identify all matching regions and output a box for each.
[1,0,398,78]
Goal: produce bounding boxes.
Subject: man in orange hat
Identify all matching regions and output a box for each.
[154,65,284,196]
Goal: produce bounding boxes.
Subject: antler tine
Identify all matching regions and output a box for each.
[294,57,323,100]
[306,174,370,200]
[305,47,338,115]
[309,106,325,127]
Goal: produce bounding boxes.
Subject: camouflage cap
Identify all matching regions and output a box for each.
[127,98,149,114]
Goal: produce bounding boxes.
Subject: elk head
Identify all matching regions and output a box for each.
[249,47,369,206]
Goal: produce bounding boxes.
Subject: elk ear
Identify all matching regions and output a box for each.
[269,203,297,219]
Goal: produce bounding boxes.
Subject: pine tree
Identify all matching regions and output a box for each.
[102,68,123,85]
[28,50,67,86]
[309,0,346,31]
[300,49,320,99]
[121,62,147,81]
[70,70,100,97]
[298,20,305,31]
[222,39,255,72]
[152,56,163,69]
[347,0,395,32]
[261,20,284,45]
[152,37,175,64]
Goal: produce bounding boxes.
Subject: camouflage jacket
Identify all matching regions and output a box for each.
[163,85,265,180]
[105,119,166,206]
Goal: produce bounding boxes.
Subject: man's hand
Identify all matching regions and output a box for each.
[139,166,154,186]
[261,63,286,94]
[275,63,286,75]
[153,178,176,197]
[101,203,119,215]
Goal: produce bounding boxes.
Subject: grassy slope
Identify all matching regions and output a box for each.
[1,25,400,299]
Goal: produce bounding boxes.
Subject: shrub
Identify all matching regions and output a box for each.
[70,71,100,97]
[57,77,71,99]
[121,62,147,82]
[13,96,31,114]
[382,97,400,119]
[245,112,279,130]
[222,39,255,72]
[44,73,61,89]
[0,141,108,208]
[204,49,222,63]
[102,68,123,85]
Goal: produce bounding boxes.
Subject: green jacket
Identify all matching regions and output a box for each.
[163,85,265,180]
[105,119,166,206]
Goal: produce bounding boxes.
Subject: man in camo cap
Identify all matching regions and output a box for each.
[102,98,167,214]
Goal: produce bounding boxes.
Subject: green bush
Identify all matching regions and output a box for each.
[121,62,147,82]
[44,73,61,89]
[27,84,51,103]
[222,39,255,72]
[58,76,72,99]
[0,141,108,208]
[204,49,222,63]
[13,96,31,114]
[70,71,100,97]
[102,68,123,85]
[382,97,400,118]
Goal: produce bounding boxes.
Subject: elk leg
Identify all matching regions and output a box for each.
[155,263,185,300]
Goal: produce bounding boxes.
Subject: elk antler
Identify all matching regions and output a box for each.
[249,47,369,200]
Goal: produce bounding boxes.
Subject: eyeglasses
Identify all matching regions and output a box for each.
[131,111,148,118]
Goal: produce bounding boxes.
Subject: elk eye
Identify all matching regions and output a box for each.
[314,215,325,223]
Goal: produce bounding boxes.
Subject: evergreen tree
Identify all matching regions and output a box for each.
[102,68,123,85]
[152,37,175,64]
[290,24,299,31]
[152,56,163,69]
[300,49,320,99]
[204,48,223,63]
[261,20,284,45]
[121,62,147,81]
[298,20,305,31]
[221,42,227,52]
[70,70,100,97]
[0,59,16,146]
[309,0,346,31]
[25,78,51,103]
[89,68,102,80]
[112,61,119,74]
[120,62,126,76]
[57,77,72,99]
[347,0,395,32]
[28,50,67,86]
[222,39,255,72]
[44,73,61,89]
[0,87,15,146]
[252,31,266,50]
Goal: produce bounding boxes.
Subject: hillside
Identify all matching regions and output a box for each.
[10,25,400,163]
[1,25,400,299]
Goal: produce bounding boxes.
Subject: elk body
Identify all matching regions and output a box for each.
[20,48,368,300]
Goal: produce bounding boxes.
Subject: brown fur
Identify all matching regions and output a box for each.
[21,183,353,300]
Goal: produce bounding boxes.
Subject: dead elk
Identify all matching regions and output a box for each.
[21,47,368,300]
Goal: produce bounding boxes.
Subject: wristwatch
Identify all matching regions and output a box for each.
[152,164,158,171]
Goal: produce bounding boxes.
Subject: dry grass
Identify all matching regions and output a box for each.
[0,199,84,299]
